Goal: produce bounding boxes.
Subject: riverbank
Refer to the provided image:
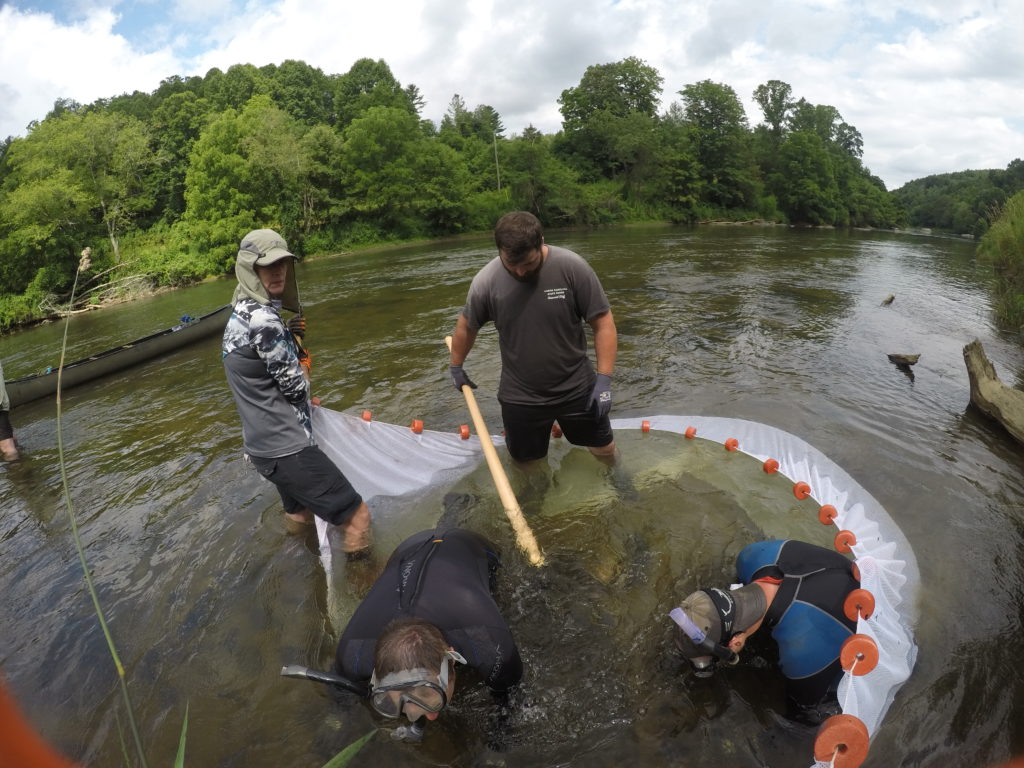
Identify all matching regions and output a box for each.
[0,219,973,337]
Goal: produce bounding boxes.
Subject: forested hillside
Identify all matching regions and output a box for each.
[0,57,900,329]
[891,160,1024,236]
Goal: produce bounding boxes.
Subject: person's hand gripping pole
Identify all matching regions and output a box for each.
[445,336,544,566]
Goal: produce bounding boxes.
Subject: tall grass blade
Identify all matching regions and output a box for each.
[115,710,131,767]
[173,702,189,768]
[56,253,149,768]
[319,730,376,768]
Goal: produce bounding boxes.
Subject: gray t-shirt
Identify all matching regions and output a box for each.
[462,245,610,405]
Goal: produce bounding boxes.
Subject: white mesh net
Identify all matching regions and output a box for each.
[310,408,918,766]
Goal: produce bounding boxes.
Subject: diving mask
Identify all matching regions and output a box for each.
[369,649,467,719]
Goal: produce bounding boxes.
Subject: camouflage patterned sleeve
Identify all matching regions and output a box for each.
[250,306,309,405]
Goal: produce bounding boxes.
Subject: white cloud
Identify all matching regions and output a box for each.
[0,5,179,133]
[1,0,1023,190]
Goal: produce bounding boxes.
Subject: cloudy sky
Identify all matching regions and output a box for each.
[1,0,1022,190]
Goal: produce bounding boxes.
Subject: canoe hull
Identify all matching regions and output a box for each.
[4,304,231,408]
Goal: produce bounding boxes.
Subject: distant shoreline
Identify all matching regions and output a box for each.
[3,221,975,336]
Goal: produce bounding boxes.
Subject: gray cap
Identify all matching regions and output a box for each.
[240,228,295,266]
[673,583,766,659]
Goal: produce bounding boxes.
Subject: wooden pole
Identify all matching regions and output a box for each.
[445,336,544,566]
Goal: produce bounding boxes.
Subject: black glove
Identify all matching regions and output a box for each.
[588,373,612,418]
[450,364,477,392]
[287,315,306,340]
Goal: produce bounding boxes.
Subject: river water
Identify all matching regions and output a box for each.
[1,226,1022,768]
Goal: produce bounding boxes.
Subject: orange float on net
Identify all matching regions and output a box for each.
[410,419,424,434]
[819,504,838,525]
[641,420,651,433]
[551,423,563,438]
[844,588,876,622]
[684,426,697,439]
[840,634,879,675]
[834,529,858,554]
[361,410,372,422]
[763,458,779,474]
[459,424,470,440]
[813,714,870,768]
[724,437,739,451]
[793,481,811,499]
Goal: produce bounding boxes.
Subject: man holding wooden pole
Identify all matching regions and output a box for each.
[449,211,618,465]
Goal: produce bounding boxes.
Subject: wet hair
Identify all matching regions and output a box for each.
[494,211,544,264]
[374,617,448,677]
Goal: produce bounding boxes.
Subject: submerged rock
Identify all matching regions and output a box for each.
[887,353,920,366]
[963,338,1024,446]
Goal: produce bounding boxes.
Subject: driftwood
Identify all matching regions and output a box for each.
[963,338,1024,445]
[881,294,895,306]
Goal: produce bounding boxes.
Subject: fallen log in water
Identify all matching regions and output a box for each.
[963,338,1024,446]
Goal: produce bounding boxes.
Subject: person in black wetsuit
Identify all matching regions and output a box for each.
[335,528,522,727]
[669,539,860,725]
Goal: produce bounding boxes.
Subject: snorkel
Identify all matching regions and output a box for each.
[280,665,368,696]
[279,666,427,743]
[668,605,740,677]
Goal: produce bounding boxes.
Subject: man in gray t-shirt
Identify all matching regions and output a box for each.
[448,211,617,463]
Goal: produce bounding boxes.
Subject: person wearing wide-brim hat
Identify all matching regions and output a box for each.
[222,228,370,552]
[670,539,860,725]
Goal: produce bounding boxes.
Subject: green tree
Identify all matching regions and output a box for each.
[202,63,270,112]
[504,126,582,223]
[0,166,91,295]
[679,80,755,208]
[559,56,663,130]
[298,124,346,237]
[183,96,306,266]
[978,190,1024,328]
[557,57,663,181]
[0,110,159,297]
[774,131,840,225]
[264,59,334,126]
[334,59,416,128]
[337,105,470,236]
[752,80,793,137]
[151,91,211,217]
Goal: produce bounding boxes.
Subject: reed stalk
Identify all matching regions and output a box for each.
[57,250,150,768]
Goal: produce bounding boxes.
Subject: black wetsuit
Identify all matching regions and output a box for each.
[736,540,859,723]
[335,528,523,691]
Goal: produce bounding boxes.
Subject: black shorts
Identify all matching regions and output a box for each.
[0,409,13,441]
[500,393,613,462]
[250,445,363,525]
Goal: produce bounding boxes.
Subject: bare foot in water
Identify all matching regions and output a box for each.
[341,502,372,555]
[0,438,19,462]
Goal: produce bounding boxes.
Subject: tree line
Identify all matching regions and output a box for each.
[891,161,1024,237]
[0,56,925,330]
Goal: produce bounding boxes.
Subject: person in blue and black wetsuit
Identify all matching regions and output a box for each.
[669,539,860,725]
[335,528,522,735]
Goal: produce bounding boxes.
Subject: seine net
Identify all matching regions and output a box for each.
[310,407,918,766]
